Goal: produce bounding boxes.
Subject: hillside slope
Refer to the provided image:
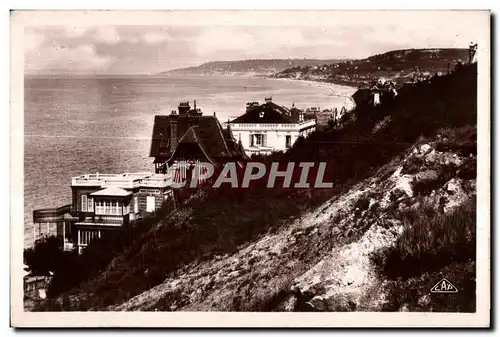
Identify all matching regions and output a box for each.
[34,64,477,312]
[273,48,470,87]
[161,59,346,76]
[115,132,476,311]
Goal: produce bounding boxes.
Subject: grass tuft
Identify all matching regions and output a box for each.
[371,198,476,280]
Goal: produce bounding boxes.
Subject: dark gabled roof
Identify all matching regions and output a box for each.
[150,115,172,158]
[221,127,234,141]
[230,101,295,124]
[150,115,219,158]
[222,127,249,159]
[188,118,231,159]
[168,122,247,166]
[151,113,247,165]
[352,88,373,106]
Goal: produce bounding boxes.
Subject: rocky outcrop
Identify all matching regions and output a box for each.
[112,137,476,312]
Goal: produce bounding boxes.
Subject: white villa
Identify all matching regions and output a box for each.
[33,172,173,254]
[228,97,316,156]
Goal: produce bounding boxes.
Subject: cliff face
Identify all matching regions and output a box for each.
[113,127,476,311]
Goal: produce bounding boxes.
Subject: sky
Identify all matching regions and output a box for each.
[23,11,486,75]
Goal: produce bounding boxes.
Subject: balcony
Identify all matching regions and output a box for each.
[101,179,137,189]
[229,119,316,132]
[94,214,129,225]
[75,214,129,227]
[71,174,116,187]
[71,173,172,189]
[137,176,172,188]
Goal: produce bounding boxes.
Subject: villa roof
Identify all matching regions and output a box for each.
[90,187,132,197]
[150,113,247,165]
[352,88,373,106]
[150,115,220,158]
[230,101,297,124]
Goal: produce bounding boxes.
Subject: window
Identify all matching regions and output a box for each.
[286,135,292,148]
[95,200,103,214]
[81,195,87,212]
[87,197,93,212]
[251,134,265,147]
[95,200,123,215]
[146,196,155,212]
[255,134,263,146]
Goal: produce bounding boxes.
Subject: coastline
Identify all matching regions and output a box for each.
[268,76,357,107]
[269,76,356,93]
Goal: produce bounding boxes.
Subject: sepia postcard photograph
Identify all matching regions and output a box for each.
[10,9,491,328]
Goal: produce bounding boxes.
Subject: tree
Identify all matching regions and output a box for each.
[24,236,63,275]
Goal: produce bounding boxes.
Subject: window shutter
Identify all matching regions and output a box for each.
[81,195,87,212]
[249,134,253,147]
[263,134,267,147]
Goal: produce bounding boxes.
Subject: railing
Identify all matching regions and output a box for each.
[230,119,316,131]
[102,179,137,189]
[138,178,171,188]
[71,177,104,186]
[71,174,172,188]
[93,214,126,224]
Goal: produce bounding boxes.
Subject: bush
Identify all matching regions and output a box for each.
[24,236,64,275]
[380,261,476,312]
[371,198,476,279]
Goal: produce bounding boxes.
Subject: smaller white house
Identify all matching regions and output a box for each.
[228,97,316,156]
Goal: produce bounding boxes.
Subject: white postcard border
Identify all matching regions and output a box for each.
[10,10,491,328]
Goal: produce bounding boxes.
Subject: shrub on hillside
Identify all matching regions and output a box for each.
[24,236,64,276]
[381,261,476,312]
[371,198,476,279]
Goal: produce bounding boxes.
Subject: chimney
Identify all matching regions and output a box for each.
[194,100,197,110]
[469,43,477,64]
[170,115,178,152]
[178,101,190,115]
[265,96,272,103]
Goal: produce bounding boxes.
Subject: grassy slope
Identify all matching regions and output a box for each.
[34,63,477,311]
[371,172,476,312]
